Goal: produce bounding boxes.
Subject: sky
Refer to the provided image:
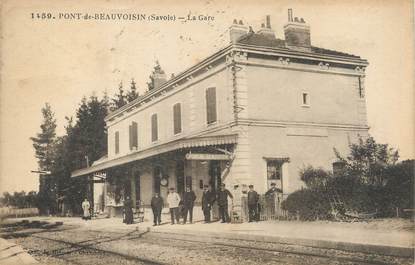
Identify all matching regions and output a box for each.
[0,0,414,194]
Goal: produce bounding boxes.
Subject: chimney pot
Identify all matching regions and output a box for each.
[284,10,311,51]
[266,15,271,28]
[288,8,293,22]
[258,16,276,39]
[229,19,248,43]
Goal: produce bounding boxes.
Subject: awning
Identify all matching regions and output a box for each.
[71,133,238,178]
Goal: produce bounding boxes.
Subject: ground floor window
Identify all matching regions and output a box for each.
[265,158,289,192]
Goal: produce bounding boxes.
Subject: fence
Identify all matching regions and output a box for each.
[0,207,39,219]
[240,194,287,222]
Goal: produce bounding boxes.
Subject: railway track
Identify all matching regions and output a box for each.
[17,227,409,265]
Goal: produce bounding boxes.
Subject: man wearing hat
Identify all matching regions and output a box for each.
[201,184,215,223]
[182,185,196,224]
[247,185,259,222]
[217,183,233,223]
[166,187,181,224]
[265,183,282,216]
[265,182,283,196]
[151,192,164,226]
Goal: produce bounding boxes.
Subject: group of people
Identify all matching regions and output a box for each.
[150,183,235,226]
[82,182,282,225]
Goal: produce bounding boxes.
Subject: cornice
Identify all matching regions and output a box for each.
[106,43,368,123]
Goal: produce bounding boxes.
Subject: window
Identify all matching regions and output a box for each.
[266,159,284,192]
[151,114,158,142]
[129,122,138,150]
[206,87,217,124]
[114,131,119,154]
[267,160,282,180]
[302,92,309,106]
[173,103,182,134]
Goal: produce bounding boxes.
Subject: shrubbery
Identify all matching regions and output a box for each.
[281,189,331,220]
[281,136,414,220]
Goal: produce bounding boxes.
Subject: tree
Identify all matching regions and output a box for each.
[335,136,399,186]
[111,82,127,111]
[126,78,139,102]
[299,166,331,191]
[30,103,57,171]
[52,94,109,215]
[282,136,411,219]
[30,103,58,215]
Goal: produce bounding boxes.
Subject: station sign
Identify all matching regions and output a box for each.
[185,153,230,160]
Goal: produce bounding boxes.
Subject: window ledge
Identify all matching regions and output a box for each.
[301,104,310,108]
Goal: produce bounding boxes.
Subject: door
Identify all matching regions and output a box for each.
[209,160,221,220]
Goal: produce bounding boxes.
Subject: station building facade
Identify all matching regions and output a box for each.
[71,12,369,216]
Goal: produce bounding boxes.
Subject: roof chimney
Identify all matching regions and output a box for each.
[229,19,248,43]
[257,15,275,39]
[284,9,311,52]
[148,61,167,90]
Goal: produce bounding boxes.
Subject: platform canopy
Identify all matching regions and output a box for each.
[71,133,238,178]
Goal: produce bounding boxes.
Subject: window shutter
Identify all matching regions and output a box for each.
[132,122,138,148]
[151,114,158,142]
[206,87,217,124]
[115,131,119,154]
[129,125,132,150]
[173,103,181,134]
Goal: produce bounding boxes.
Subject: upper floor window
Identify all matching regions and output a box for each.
[302,92,310,106]
[151,114,158,142]
[115,131,120,154]
[206,87,217,124]
[129,121,138,150]
[173,103,182,135]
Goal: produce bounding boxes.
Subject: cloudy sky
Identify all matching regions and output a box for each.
[0,0,413,194]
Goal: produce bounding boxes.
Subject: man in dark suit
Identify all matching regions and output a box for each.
[217,183,233,223]
[201,185,215,223]
[247,185,259,222]
[182,185,196,224]
[265,182,282,196]
[151,192,163,226]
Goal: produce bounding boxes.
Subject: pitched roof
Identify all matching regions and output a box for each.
[237,32,360,59]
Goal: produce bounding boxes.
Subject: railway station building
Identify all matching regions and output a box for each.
[71,11,369,217]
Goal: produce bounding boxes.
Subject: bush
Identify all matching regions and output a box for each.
[299,166,331,190]
[281,189,331,220]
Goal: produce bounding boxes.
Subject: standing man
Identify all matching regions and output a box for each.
[123,196,134,224]
[201,185,215,223]
[265,182,282,196]
[151,192,164,226]
[81,198,90,220]
[217,183,233,223]
[182,185,196,224]
[166,187,181,225]
[247,185,259,222]
[265,183,282,216]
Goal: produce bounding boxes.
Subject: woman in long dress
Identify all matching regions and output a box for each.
[123,196,134,224]
[81,198,90,220]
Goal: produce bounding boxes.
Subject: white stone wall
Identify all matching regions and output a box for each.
[246,125,368,194]
[107,64,234,159]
